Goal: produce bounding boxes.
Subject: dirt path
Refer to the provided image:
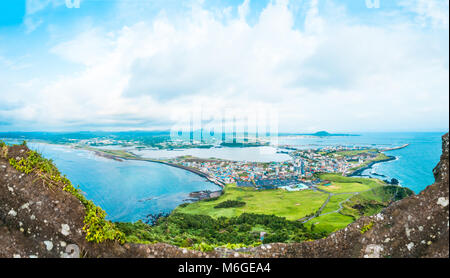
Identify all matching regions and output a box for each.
[298,188,374,224]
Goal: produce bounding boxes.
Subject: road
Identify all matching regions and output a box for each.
[298,187,374,224]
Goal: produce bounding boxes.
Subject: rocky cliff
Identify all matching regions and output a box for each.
[0,134,448,258]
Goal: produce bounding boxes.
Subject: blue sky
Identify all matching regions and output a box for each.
[0,0,449,132]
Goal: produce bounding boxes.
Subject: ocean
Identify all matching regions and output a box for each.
[14,142,221,223]
[278,132,445,193]
[2,132,445,222]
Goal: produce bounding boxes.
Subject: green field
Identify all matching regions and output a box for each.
[317,173,384,193]
[300,174,389,233]
[341,185,414,217]
[304,213,356,234]
[173,173,412,238]
[320,194,354,214]
[175,184,329,221]
[349,153,392,172]
[117,175,413,249]
[330,148,378,157]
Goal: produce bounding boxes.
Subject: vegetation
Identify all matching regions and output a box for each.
[299,174,414,234]
[214,200,246,209]
[330,149,378,157]
[2,140,414,251]
[6,144,125,244]
[175,184,329,220]
[0,141,7,159]
[175,173,412,238]
[63,183,125,244]
[325,148,393,174]
[340,186,414,217]
[349,153,392,173]
[115,213,329,250]
[317,173,384,193]
[360,222,374,234]
[320,194,353,214]
[318,173,385,186]
[304,213,355,234]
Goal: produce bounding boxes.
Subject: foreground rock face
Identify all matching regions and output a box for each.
[0,134,448,258]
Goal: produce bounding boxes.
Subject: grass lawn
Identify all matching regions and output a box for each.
[330,149,378,157]
[175,184,329,221]
[349,153,392,172]
[340,185,414,217]
[317,173,384,193]
[321,194,354,214]
[304,213,355,234]
[318,182,372,193]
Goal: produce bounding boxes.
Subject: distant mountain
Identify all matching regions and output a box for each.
[280,131,358,137]
[310,131,358,137]
[311,131,332,136]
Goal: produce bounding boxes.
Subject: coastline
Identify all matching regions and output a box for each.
[140,158,226,189]
[88,148,226,189]
[348,155,397,177]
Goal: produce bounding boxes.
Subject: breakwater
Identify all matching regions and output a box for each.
[89,148,225,189]
[84,148,225,189]
[382,144,409,151]
[140,159,225,188]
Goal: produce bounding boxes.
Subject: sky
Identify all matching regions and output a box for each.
[0,0,448,133]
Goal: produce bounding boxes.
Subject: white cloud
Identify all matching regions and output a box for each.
[3,0,449,132]
[238,0,251,20]
[399,0,449,28]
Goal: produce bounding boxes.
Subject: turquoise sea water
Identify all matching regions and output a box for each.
[2,132,445,222]
[18,143,221,223]
[278,132,445,193]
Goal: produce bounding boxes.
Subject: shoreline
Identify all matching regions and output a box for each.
[348,155,397,177]
[90,150,226,189]
[139,158,226,189]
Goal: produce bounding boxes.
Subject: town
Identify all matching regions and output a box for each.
[160,146,391,191]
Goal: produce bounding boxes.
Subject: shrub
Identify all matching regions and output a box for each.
[1,145,7,159]
[63,182,125,244]
[8,145,125,245]
[214,200,246,209]
[360,221,374,234]
[114,212,316,250]
[203,196,220,202]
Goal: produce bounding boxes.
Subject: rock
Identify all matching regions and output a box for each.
[44,241,53,251]
[437,197,448,207]
[8,209,17,217]
[364,244,384,258]
[61,224,70,236]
